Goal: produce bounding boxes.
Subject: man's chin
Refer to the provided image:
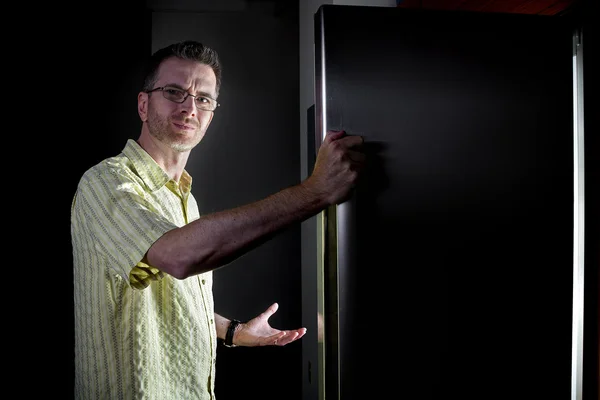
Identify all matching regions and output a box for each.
[170,142,194,152]
[168,135,200,152]
[163,128,204,151]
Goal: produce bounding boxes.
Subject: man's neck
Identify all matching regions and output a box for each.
[137,133,190,182]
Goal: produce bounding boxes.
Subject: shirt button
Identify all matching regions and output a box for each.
[202,279,206,285]
[210,319,214,324]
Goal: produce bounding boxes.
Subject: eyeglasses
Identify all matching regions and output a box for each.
[146,86,220,112]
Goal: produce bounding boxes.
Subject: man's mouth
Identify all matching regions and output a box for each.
[172,121,197,130]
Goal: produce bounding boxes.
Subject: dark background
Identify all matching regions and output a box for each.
[19,0,596,399]
[35,1,304,399]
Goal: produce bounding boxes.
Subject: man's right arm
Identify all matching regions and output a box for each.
[146,130,365,279]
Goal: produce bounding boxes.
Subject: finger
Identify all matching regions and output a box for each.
[337,135,364,148]
[260,302,279,320]
[295,328,307,340]
[268,302,279,315]
[276,332,297,346]
[323,129,346,143]
[271,332,287,346]
[346,150,366,164]
[279,329,307,345]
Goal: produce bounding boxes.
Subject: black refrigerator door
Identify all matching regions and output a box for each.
[315,5,574,400]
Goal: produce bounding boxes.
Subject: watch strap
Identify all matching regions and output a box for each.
[224,319,241,347]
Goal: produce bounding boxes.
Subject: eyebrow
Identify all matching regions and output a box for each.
[164,83,217,100]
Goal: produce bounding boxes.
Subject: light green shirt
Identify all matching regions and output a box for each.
[71,139,217,399]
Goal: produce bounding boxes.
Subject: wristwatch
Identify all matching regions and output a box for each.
[224,319,241,347]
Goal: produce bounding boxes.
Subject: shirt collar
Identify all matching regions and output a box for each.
[122,139,193,193]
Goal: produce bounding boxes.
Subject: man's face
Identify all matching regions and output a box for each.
[143,57,217,152]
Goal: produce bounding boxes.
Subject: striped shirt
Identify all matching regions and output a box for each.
[71,139,217,399]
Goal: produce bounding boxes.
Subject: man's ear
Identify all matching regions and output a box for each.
[138,92,149,122]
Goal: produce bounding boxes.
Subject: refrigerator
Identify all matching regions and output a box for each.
[309,4,589,400]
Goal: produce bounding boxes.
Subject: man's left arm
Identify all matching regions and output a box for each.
[214,303,306,347]
[215,313,232,341]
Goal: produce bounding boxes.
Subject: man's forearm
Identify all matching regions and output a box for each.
[147,181,327,278]
[215,313,229,340]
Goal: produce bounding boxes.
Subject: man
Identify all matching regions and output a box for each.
[71,40,364,399]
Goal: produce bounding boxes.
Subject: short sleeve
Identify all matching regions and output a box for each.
[71,167,177,286]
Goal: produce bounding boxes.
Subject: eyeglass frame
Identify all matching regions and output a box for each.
[146,86,220,111]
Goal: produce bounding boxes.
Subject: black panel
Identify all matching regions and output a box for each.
[316,5,574,399]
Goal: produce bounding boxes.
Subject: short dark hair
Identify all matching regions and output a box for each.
[142,40,222,97]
